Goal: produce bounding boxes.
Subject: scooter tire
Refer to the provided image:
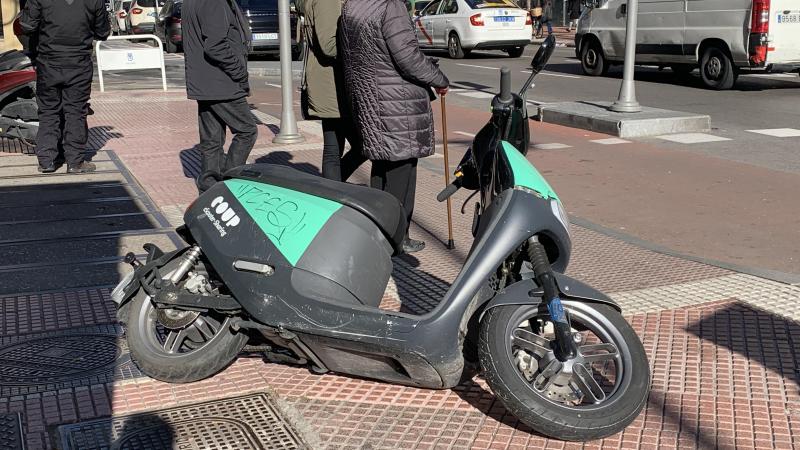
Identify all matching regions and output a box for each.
[127,290,248,383]
[478,302,650,441]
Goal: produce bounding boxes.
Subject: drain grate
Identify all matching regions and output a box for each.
[58,392,308,449]
[0,413,24,450]
[0,325,140,396]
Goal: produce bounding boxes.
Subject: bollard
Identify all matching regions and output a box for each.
[272,0,304,144]
[609,0,642,113]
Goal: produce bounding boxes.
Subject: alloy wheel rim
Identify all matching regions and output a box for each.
[504,305,632,410]
[138,296,230,357]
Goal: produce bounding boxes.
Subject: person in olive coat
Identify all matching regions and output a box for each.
[340,0,449,253]
[296,0,365,182]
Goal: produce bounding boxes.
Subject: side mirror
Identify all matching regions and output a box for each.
[530,34,556,72]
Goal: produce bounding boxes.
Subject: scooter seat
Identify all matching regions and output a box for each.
[226,164,408,253]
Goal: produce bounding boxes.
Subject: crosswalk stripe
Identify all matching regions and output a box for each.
[534,143,572,150]
[590,138,631,145]
[656,133,731,144]
[745,128,800,137]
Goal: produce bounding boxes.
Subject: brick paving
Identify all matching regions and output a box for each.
[1,90,799,449]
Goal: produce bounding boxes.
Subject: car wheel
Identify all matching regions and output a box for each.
[507,47,525,58]
[700,46,736,90]
[581,40,608,76]
[448,32,466,59]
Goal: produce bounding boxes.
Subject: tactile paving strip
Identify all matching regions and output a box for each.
[0,325,140,396]
[0,413,24,450]
[57,392,308,450]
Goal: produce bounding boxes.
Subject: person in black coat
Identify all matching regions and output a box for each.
[340,0,449,253]
[20,0,110,174]
[567,0,582,31]
[183,0,258,193]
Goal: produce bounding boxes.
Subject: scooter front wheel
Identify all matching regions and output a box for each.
[479,301,650,441]
[127,289,247,383]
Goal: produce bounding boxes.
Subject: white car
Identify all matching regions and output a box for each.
[414,0,532,59]
[111,0,132,34]
[126,0,160,34]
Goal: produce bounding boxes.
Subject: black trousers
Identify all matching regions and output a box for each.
[35,56,93,167]
[321,118,366,182]
[197,97,258,192]
[371,158,418,238]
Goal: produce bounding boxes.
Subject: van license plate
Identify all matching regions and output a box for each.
[777,13,800,23]
[253,33,279,40]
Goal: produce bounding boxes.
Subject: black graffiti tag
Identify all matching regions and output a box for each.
[233,184,308,245]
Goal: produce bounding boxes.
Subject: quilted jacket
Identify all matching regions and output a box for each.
[340,0,449,161]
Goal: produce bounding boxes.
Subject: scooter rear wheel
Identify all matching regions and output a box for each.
[479,302,650,441]
[126,259,247,383]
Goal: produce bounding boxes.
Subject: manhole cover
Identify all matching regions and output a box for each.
[0,325,138,396]
[57,393,309,450]
[0,413,24,450]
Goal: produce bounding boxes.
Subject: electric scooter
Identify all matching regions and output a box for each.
[112,36,650,441]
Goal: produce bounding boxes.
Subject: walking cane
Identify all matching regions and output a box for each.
[440,95,455,250]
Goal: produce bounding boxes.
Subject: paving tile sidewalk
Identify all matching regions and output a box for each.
[1,90,799,449]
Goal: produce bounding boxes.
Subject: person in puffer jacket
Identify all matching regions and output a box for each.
[340,0,449,254]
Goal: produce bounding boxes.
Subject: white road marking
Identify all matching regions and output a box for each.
[745,128,800,138]
[454,131,476,138]
[590,138,631,145]
[455,90,496,99]
[456,63,501,71]
[265,83,282,88]
[656,133,732,144]
[534,143,572,150]
[743,73,798,79]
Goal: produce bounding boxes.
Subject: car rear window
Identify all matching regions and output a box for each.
[236,0,278,9]
[136,0,156,7]
[465,0,517,8]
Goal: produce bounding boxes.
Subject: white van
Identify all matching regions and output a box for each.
[575,0,800,89]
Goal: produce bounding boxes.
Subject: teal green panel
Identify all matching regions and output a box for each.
[224,179,342,266]
[501,141,559,201]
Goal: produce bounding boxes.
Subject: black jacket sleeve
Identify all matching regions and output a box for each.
[381,0,448,89]
[197,0,248,82]
[19,0,42,35]
[94,0,111,40]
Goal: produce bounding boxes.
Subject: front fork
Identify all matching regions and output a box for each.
[527,236,579,361]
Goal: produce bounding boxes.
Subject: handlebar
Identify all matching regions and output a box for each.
[437,177,462,202]
[499,67,512,103]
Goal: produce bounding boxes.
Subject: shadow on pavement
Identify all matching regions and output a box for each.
[686,301,799,388]
[254,150,320,176]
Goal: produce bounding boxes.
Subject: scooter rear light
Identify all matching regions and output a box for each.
[525,12,532,25]
[131,7,143,14]
[470,13,484,26]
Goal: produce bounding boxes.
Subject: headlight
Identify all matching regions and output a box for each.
[550,199,571,239]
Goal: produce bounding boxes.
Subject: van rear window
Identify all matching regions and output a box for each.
[466,0,516,8]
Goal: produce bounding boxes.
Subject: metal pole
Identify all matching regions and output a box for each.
[440,96,454,250]
[609,0,641,113]
[272,0,304,144]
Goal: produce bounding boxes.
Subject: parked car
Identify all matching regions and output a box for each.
[407,0,431,15]
[126,0,160,34]
[576,0,800,89]
[111,0,133,34]
[155,0,182,52]
[414,0,532,59]
[236,0,301,60]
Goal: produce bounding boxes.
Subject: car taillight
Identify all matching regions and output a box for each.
[118,11,127,18]
[173,18,181,23]
[751,0,770,33]
[131,7,143,14]
[749,0,770,66]
[470,13,484,26]
[525,12,532,25]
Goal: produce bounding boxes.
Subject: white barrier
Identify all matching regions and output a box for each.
[95,35,167,92]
